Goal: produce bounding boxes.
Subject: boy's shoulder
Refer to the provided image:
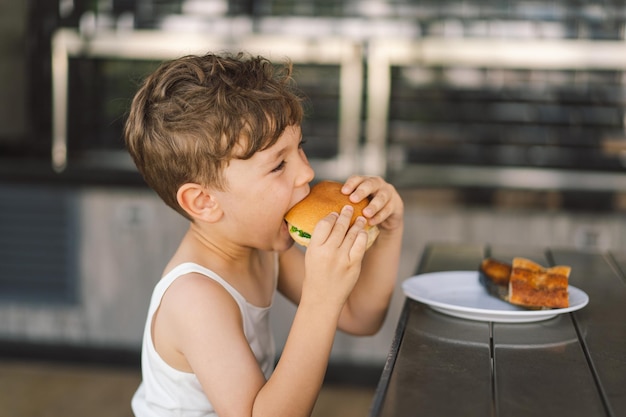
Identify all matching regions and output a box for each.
[158,265,242,320]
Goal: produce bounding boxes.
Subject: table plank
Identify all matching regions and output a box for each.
[493,316,606,417]
[372,243,626,417]
[552,249,626,417]
[417,242,486,273]
[373,301,493,417]
[371,243,493,417]
[487,245,547,265]
[488,246,607,417]
[611,252,626,282]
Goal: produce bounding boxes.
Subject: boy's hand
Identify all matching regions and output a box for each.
[341,176,404,234]
[302,205,369,307]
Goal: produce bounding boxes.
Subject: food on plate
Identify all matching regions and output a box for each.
[509,257,570,309]
[479,257,570,309]
[284,180,380,249]
[479,258,512,301]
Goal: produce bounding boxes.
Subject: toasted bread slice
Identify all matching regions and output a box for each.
[508,257,570,309]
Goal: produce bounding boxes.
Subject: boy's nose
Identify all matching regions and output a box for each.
[299,154,315,185]
[298,150,315,184]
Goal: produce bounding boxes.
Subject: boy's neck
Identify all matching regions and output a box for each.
[165,225,275,307]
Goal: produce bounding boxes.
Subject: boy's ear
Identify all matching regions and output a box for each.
[176,183,223,222]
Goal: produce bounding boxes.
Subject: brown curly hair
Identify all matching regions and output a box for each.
[124,52,304,219]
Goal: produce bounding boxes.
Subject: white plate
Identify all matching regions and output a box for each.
[402,271,589,323]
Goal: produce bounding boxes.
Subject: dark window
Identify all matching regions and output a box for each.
[0,185,78,304]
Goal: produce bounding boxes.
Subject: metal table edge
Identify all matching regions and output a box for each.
[369,298,411,417]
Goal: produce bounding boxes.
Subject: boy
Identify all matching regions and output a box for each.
[124,52,403,417]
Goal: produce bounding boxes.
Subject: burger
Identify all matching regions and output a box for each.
[285,181,380,249]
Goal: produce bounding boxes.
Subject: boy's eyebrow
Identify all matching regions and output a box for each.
[262,144,288,165]
[264,134,301,163]
[261,131,302,164]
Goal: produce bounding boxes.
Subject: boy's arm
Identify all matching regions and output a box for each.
[167,207,367,417]
[338,223,403,335]
[337,176,404,335]
[256,205,369,416]
[279,176,404,336]
[179,272,347,417]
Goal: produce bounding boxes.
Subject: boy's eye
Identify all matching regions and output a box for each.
[271,161,286,172]
[299,138,307,148]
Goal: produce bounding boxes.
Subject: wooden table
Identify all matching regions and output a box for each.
[370,243,626,417]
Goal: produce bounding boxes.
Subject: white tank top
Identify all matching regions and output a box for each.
[131,262,276,417]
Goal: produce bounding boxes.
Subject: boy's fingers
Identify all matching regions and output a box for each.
[311,212,339,245]
[348,230,368,262]
[361,184,392,220]
[311,205,359,247]
[341,216,366,248]
[326,205,354,245]
[344,221,368,262]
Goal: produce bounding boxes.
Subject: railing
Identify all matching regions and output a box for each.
[51,28,363,179]
[52,28,626,191]
[365,37,626,191]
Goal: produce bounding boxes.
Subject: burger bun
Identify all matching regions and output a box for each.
[284,181,380,249]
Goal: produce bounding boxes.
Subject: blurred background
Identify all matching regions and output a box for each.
[0,0,625,414]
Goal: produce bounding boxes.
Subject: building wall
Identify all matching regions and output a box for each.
[0,185,623,364]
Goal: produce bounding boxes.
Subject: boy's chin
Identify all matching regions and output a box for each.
[276,239,296,252]
[274,232,297,252]
[276,221,295,249]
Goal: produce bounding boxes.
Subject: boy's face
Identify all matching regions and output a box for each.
[215,125,315,252]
